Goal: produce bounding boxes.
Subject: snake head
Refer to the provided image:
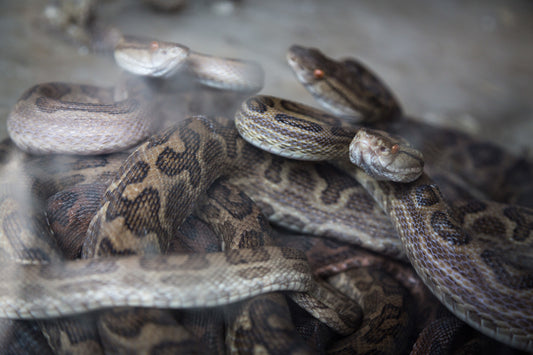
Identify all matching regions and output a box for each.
[287,45,402,121]
[349,128,424,183]
[114,35,190,77]
[287,45,332,86]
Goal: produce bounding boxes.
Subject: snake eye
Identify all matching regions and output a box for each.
[379,146,389,154]
[150,41,159,51]
[313,69,325,79]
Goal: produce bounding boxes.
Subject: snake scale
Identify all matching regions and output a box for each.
[1,34,532,353]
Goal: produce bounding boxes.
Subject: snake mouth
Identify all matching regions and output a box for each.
[286,52,303,72]
[286,59,315,85]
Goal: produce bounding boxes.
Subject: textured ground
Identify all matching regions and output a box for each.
[1,0,532,154]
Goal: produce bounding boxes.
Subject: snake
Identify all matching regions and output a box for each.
[2,57,404,350]
[6,77,155,155]
[0,116,364,352]
[1,36,533,353]
[267,44,533,351]
[114,34,265,92]
[235,95,423,183]
[7,34,264,155]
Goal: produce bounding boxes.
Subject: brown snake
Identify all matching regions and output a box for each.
[281,45,533,352]
[1,38,533,353]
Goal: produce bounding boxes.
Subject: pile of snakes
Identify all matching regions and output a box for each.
[1,31,532,354]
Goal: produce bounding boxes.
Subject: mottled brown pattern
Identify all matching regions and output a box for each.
[146,126,178,149]
[196,178,271,249]
[327,267,412,354]
[430,211,471,245]
[410,316,465,355]
[480,250,533,290]
[244,96,270,113]
[470,216,506,237]
[156,145,200,178]
[414,184,441,207]
[503,206,533,242]
[47,183,108,259]
[206,180,255,220]
[356,171,533,352]
[39,315,101,354]
[227,294,312,354]
[454,200,488,224]
[98,308,205,353]
[316,163,360,205]
[264,156,284,183]
[95,237,136,256]
[104,187,164,237]
[280,246,308,261]
[99,308,181,337]
[286,165,315,193]
[345,190,377,214]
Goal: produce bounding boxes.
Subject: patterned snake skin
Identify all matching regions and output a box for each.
[282,45,533,352]
[1,37,532,353]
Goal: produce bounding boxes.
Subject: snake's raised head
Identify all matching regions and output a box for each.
[287,45,333,86]
[287,44,402,121]
[114,35,190,78]
[349,128,424,183]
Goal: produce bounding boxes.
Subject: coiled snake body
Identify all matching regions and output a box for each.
[1,38,532,353]
[282,45,533,352]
